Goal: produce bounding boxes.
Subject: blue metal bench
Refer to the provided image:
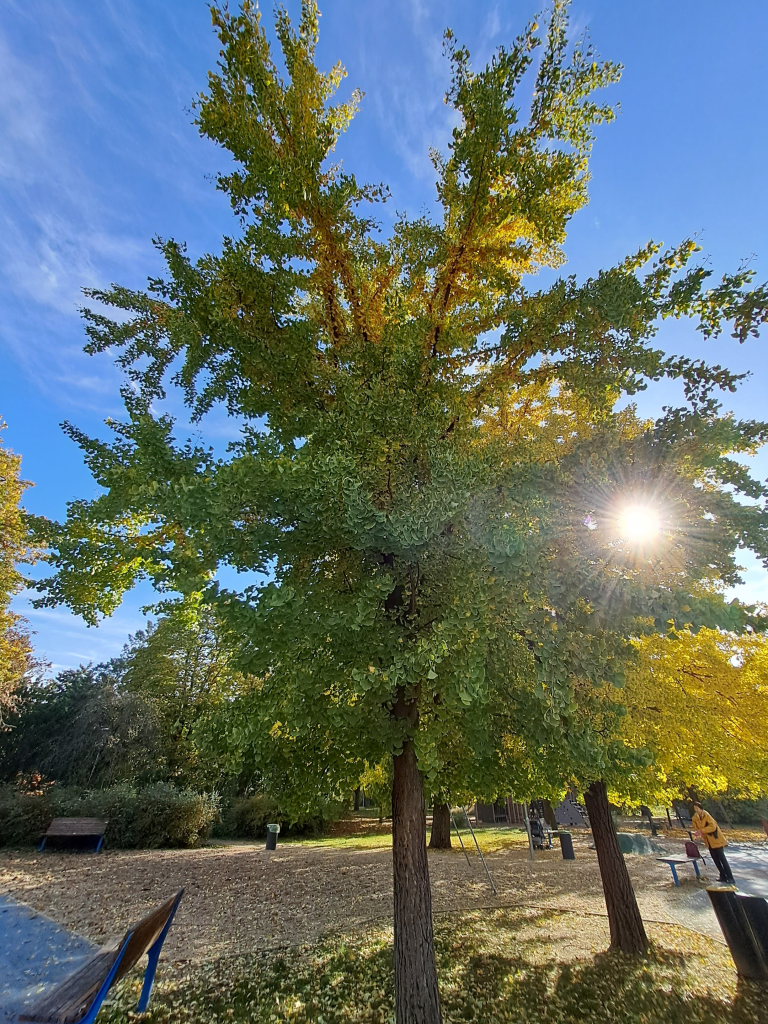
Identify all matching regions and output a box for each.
[18,889,184,1024]
[657,856,706,886]
[39,819,108,854]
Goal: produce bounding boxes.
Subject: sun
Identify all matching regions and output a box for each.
[619,505,660,544]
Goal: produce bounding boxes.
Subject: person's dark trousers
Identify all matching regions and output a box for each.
[710,846,734,882]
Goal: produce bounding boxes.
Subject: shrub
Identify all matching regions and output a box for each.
[132,784,218,848]
[0,783,218,848]
[214,793,327,839]
[222,793,281,839]
[0,786,53,845]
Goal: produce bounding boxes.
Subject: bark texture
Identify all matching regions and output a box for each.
[584,780,649,954]
[429,802,452,849]
[392,740,442,1024]
[353,786,361,811]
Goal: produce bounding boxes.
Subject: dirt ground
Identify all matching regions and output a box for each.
[0,830,734,964]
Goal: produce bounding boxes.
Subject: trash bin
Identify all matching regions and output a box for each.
[707,887,768,980]
[266,823,281,851]
[558,830,575,860]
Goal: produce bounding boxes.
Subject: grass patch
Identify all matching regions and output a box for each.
[281,830,393,850]
[101,908,762,1024]
[458,826,534,854]
[277,823,535,854]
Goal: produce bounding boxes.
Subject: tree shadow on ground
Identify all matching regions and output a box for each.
[103,908,767,1024]
[440,910,766,1024]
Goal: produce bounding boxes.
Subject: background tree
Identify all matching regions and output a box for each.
[0,661,162,787]
[0,420,36,720]
[122,598,244,790]
[618,627,768,805]
[1,598,243,791]
[511,409,768,955]
[30,2,768,1020]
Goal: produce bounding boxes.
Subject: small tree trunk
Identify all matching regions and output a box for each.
[429,802,452,849]
[717,800,734,831]
[392,740,442,1024]
[353,786,361,811]
[584,780,649,955]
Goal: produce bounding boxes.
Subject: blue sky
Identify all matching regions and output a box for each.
[2,0,767,672]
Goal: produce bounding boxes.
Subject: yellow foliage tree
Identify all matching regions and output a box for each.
[619,627,768,804]
[0,421,35,719]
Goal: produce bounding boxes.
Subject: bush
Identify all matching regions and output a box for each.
[214,793,326,840]
[221,793,281,839]
[132,784,218,848]
[0,783,218,848]
[0,786,52,846]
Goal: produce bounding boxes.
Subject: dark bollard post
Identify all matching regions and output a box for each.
[266,823,280,851]
[707,887,768,980]
[559,830,575,860]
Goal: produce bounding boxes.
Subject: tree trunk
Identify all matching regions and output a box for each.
[583,780,649,955]
[717,799,734,831]
[429,802,452,849]
[353,786,361,811]
[541,799,557,829]
[392,740,442,1024]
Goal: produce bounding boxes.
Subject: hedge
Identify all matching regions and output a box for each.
[0,783,218,849]
[215,793,324,839]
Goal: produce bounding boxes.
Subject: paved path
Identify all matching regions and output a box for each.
[727,842,768,897]
[0,894,95,1023]
[661,842,768,941]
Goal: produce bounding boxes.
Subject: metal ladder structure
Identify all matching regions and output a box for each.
[450,807,497,895]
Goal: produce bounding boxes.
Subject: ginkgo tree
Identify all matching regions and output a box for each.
[618,627,768,804]
[31,2,768,1021]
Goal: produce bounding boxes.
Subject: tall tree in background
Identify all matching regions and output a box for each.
[619,628,768,804]
[31,2,768,1019]
[0,661,162,787]
[0,420,35,721]
[1,599,242,790]
[123,598,244,790]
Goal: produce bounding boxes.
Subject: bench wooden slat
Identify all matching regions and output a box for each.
[19,890,183,1024]
[111,891,183,985]
[21,944,121,1024]
[44,819,108,838]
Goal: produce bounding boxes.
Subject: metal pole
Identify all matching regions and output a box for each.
[451,813,472,867]
[462,806,497,895]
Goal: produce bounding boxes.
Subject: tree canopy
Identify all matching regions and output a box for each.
[122,597,245,790]
[617,627,768,805]
[0,420,35,720]
[1,599,242,791]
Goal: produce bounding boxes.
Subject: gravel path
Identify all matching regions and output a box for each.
[0,833,748,963]
[3,832,765,1021]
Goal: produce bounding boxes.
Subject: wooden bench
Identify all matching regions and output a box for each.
[657,855,706,886]
[19,888,184,1024]
[39,819,108,853]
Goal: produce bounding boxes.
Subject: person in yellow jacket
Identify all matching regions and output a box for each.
[692,802,734,883]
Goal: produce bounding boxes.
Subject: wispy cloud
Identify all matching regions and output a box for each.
[0,0,223,411]
[13,585,154,672]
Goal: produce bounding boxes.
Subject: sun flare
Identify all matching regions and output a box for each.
[619,505,660,544]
